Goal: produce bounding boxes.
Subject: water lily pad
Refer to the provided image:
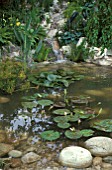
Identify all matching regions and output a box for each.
[37,99,53,106]
[66,115,79,122]
[74,109,95,119]
[53,116,69,123]
[53,109,71,115]
[92,119,112,132]
[80,129,94,137]
[21,102,37,109]
[47,74,61,81]
[40,130,60,141]
[57,122,71,129]
[65,130,82,139]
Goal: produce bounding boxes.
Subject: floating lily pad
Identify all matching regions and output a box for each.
[40,130,60,141]
[57,122,71,129]
[66,115,79,122]
[37,99,53,107]
[65,130,82,139]
[74,109,95,119]
[80,129,94,137]
[21,101,37,109]
[92,119,112,132]
[53,109,71,115]
[53,116,69,123]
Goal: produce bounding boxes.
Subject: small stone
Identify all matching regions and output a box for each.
[93,157,102,166]
[8,150,22,158]
[59,146,93,168]
[0,143,14,157]
[85,136,112,156]
[10,158,21,168]
[21,152,40,164]
[48,29,58,38]
[103,156,112,164]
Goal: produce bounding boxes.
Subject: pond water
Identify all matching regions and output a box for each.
[0,62,112,169]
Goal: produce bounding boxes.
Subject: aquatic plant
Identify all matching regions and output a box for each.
[92,119,112,132]
[28,70,84,88]
[40,130,60,141]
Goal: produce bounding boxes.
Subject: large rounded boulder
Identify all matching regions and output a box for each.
[85,136,112,156]
[59,146,92,168]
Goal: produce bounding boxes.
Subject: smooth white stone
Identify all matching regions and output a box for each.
[85,136,112,156]
[59,146,92,168]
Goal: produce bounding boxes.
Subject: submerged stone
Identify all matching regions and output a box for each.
[0,143,14,157]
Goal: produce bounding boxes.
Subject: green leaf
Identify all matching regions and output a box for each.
[53,109,71,115]
[92,119,112,132]
[53,116,69,123]
[47,74,61,82]
[35,40,43,54]
[66,115,79,122]
[80,129,94,137]
[37,99,53,106]
[65,130,82,139]
[21,101,37,109]
[57,122,71,129]
[40,130,60,141]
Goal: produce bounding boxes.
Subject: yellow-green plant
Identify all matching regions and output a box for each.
[0,59,30,94]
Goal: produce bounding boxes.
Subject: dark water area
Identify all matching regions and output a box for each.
[0,63,112,141]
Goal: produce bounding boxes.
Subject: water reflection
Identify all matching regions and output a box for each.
[0,64,112,139]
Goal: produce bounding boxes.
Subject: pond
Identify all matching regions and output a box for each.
[0,62,112,169]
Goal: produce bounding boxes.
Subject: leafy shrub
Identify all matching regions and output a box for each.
[85,1,112,50]
[0,59,30,94]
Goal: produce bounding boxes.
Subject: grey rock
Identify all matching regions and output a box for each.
[85,136,112,156]
[103,156,112,164]
[21,152,40,164]
[8,150,22,158]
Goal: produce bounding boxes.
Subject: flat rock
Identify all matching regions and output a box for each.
[8,150,22,158]
[0,143,14,157]
[59,146,92,168]
[21,152,40,164]
[103,156,112,164]
[85,136,112,156]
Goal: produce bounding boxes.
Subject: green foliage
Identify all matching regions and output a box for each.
[28,70,84,88]
[40,130,60,141]
[65,129,94,139]
[85,1,112,50]
[38,0,53,11]
[0,26,13,46]
[0,59,30,94]
[37,99,53,107]
[92,119,112,132]
[33,40,51,62]
[68,41,94,62]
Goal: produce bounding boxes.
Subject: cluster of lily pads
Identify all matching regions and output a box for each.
[28,69,84,88]
[41,107,96,141]
[20,69,112,141]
